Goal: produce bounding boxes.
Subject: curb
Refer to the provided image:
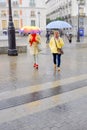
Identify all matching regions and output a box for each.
[0,45,27,54]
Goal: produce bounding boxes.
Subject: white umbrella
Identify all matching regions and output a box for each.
[46,20,72,29]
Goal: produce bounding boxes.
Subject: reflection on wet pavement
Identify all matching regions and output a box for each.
[0,37,87,129]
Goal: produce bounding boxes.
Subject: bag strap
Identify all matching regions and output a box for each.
[54,38,63,54]
[54,38,59,50]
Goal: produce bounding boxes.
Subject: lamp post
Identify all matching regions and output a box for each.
[8,0,18,56]
[77,0,80,42]
[38,12,40,27]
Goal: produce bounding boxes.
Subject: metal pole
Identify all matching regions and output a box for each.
[38,12,40,27]
[8,0,18,56]
[77,3,80,42]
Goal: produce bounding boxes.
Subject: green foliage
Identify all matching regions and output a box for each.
[46,17,64,25]
[55,17,64,21]
[46,18,51,24]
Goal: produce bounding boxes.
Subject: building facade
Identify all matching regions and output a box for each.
[0,0,46,31]
[46,0,87,36]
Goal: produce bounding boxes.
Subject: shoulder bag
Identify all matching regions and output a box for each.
[54,38,64,55]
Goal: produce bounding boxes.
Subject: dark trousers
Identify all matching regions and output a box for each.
[52,53,61,67]
[46,37,49,43]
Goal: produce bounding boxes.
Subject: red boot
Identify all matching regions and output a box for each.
[35,64,38,69]
[33,63,36,67]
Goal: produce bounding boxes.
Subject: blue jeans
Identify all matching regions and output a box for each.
[52,53,61,67]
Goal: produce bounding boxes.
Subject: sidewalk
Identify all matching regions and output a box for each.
[0,35,8,41]
[0,34,87,50]
[0,35,27,54]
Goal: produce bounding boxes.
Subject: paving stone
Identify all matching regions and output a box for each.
[42,127,50,130]
[0,96,87,130]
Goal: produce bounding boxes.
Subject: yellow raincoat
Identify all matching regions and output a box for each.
[49,37,64,54]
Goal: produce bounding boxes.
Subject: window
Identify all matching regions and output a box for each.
[30,11,35,17]
[31,20,35,26]
[79,0,85,5]
[2,20,7,29]
[12,0,19,6]
[14,20,19,29]
[14,10,19,17]
[1,10,6,17]
[29,0,35,6]
[79,17,84,27]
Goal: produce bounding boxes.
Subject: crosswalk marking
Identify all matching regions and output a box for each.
[0,85,87,124]
[0,74,87,124]
[0,74,87,101]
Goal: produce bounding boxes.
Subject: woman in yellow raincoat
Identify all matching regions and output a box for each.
[49,31,64,71]
[28,33,41,69]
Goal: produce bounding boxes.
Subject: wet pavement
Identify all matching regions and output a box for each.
[0,36,87,129]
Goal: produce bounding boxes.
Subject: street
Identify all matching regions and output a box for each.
[0,35,87,130]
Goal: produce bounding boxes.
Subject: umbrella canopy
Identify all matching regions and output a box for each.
[46,20,72,29]
[19,26,41,34]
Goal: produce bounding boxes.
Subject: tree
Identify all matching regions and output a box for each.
[55,17,64,21]
[46,18,51,24]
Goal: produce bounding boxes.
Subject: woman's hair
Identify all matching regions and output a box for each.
[54,30,60,35]
[54,31,60,38]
